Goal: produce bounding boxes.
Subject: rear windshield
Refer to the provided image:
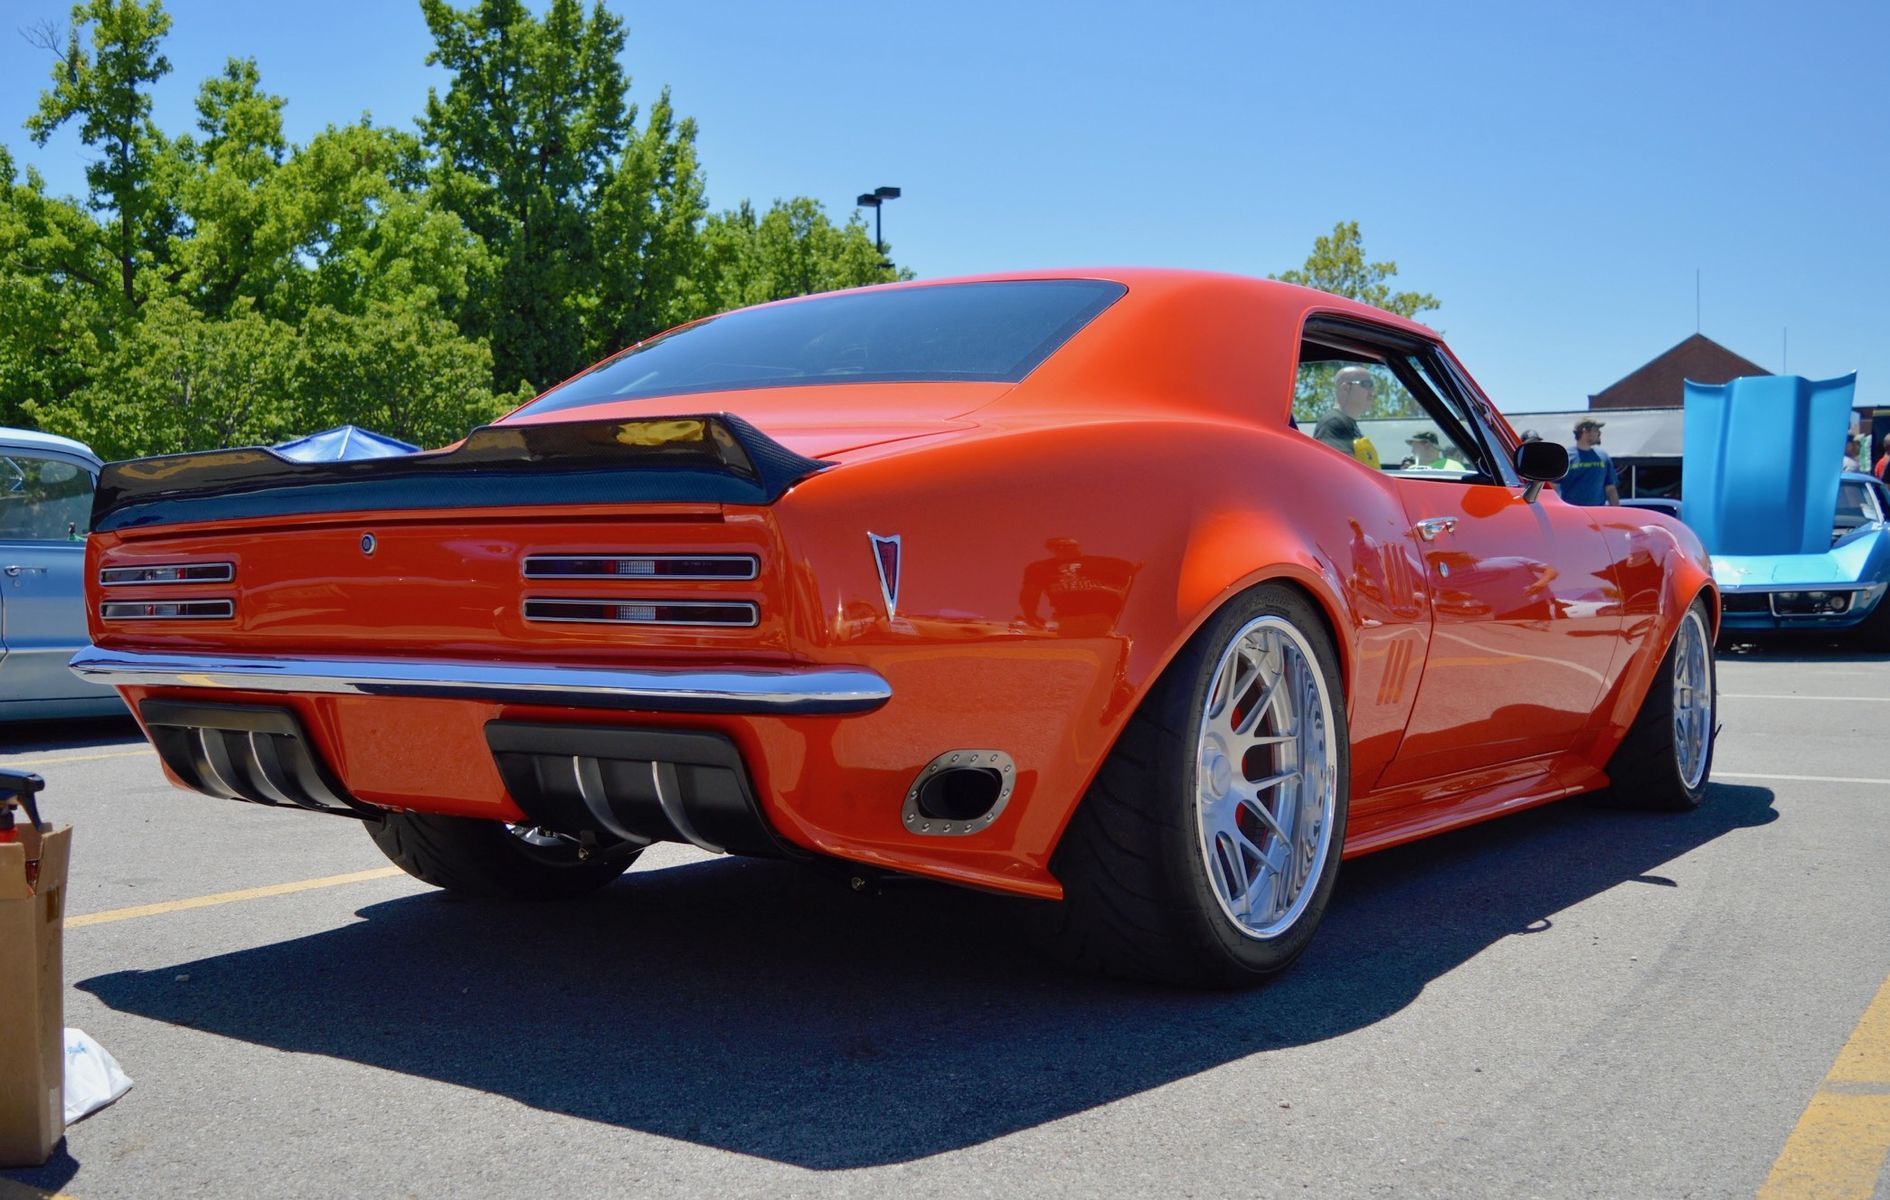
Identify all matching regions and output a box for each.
[515,279,1127,416]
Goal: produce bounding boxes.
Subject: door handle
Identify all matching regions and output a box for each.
[1414,517,1458,541]
[3,565,48,577]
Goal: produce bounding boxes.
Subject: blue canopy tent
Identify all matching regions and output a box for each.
[274,426,419,462]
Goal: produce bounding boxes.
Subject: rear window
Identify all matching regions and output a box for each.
[516,280,1127,416]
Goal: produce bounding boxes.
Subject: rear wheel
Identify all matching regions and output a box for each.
[1040,585,1349,987]
[1606,599,1716,811]
[367,810,638,899]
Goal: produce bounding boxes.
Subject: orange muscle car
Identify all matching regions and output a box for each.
[73,270,1720,986]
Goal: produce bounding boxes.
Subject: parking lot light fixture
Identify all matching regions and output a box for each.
[856,186,900,267]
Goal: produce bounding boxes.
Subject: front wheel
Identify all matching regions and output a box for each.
[1607,599,1717,811]
[367,810,638,899]
[1040,584,1349,987]
[1851,593,1890,652]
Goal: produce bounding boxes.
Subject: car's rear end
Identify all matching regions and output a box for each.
[78,415,889,860]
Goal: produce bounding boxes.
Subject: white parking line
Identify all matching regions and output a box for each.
[1716,771,1890,786]
[1721,694,1890,702]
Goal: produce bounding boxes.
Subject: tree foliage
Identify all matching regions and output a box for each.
[26,0,179,309]
[1275,220,1440,420]
[8,5,1444,462]
[419,0,633,392]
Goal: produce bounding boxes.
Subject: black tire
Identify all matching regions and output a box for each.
[367,811,637,899]
[1852,594,1890,652]
[1605,598,1717,811]
[1038,584,1350,988]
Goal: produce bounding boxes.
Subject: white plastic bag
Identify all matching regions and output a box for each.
[63,1028,132,1125]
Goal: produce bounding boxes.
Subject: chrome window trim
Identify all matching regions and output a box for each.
[100,562,236,586]
[68,646,892,716]
[522,554,760,581]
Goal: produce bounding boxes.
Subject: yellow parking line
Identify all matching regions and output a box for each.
[0,747,153,768]
[68,867,407,928]
[1760,971,1890,1197]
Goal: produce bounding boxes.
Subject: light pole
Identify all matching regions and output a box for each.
[855,186,900,268]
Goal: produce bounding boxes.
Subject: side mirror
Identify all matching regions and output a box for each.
[1515,441,1568,504]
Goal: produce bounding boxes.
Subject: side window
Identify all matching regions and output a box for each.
[1294,359,1430,470]
[0,453,95,541]
[1291,333,1492,483]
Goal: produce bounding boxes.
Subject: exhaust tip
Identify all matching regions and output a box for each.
[902,750,1016,837]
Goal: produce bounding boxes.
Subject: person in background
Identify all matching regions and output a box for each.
[1314,366,1381,468]
[1877,433,1890,481]
[1404,430,1467,472]
[1520,429,1544,444]
[1561,418,1620,506]
[1843,436,1862,473]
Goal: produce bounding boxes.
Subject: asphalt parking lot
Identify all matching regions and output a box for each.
[2,643,1888,1200]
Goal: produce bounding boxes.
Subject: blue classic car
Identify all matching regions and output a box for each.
[1683,374,1890,647]
[0,427,124,719]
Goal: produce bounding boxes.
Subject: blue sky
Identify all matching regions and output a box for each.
[2,0,1885,415]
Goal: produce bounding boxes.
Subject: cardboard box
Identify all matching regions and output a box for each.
[0,825,70,1167]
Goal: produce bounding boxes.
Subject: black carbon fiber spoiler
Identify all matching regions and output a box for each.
[92,414,830,533]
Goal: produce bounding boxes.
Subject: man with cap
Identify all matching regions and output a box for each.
[1560,417,1619,506]
[1404,429,1467,472]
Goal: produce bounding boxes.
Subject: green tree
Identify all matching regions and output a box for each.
[25,0,181,309]
[588,88,708,357]
[27,293,297,458]
[169,56,287,317]
[420,0,634,390]
[1275,220,1440,420]
[260,122,489,326]
[0,146,114,427]
[694,198,899,315]
[291,298,520,446]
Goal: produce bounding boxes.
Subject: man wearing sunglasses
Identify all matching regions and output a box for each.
[1314,366,1382,469]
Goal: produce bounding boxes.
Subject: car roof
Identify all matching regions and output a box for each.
[826,267,1441,338]
[0,426,102,466]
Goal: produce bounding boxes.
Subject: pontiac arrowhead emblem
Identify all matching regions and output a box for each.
[869,533,901,618]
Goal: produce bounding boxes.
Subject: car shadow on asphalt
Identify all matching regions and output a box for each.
[74,783,1776,1170]
[1718,640,1890,664]
[0,714,141,754]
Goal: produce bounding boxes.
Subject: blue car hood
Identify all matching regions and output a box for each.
[1711,524,1890,587]
[1680,373,1856,556]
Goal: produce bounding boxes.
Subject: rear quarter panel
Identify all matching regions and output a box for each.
[766,414,1432,882]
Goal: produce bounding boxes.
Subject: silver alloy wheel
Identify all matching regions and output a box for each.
[1195,614,1339,940]
[1671,607,1714,789]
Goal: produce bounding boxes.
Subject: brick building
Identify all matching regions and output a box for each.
[1588,334,1770,410]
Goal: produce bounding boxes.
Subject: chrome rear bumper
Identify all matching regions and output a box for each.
[70,645,892,716]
